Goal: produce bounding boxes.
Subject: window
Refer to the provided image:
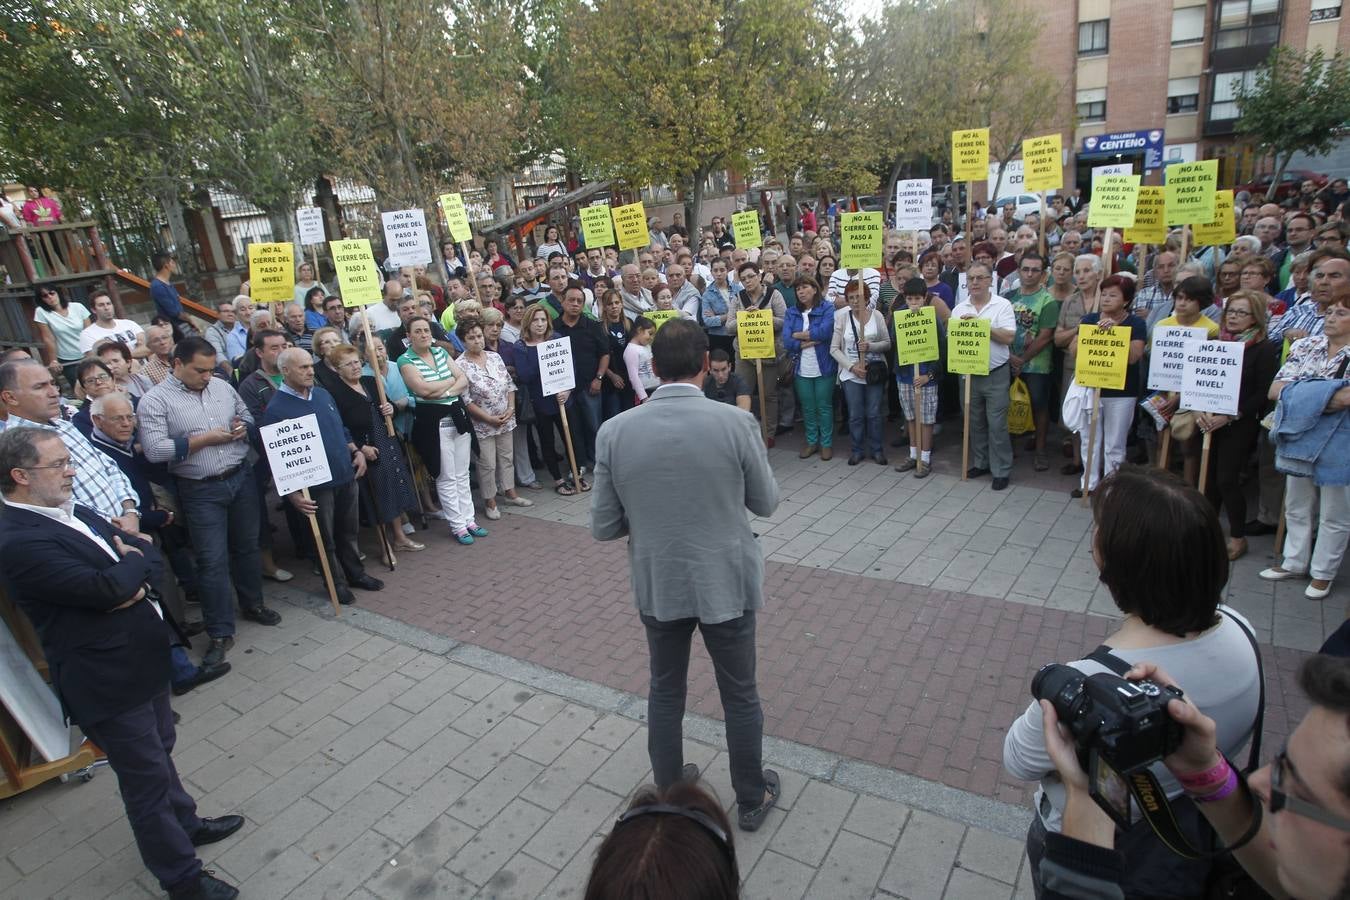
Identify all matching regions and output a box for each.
[1210,70,1255,120]
[1172,6,1205,44]
[1311,0,1341,22]
[1215,0,1282,48]
[1167,77,1201,114]
[1077,88,1107,122]
[1078,19,1109,55]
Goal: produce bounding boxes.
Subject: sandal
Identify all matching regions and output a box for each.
[577,477,592,492]
[555,480,577,496]
[738,769,780,833]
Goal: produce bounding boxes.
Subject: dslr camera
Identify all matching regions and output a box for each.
[1032,663,1186,826]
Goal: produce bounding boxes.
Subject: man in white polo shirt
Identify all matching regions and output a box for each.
[950,261,1016,490]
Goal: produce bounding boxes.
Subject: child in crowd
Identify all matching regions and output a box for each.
[623,316,660,403]
[895,278,942,478]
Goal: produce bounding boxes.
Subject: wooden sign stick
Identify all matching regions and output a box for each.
[1082,388,1101,506]
[754,358,769,446]
[311,246,321,290]
[462,241,483,305]
[302,487,342,616]
[1197,430,1213,495]
[961,374,972,480]
[1102,227,1115,278]
[1158,427,1172,470]
[558,403,583,489]
[913,363,923,460]
[1038,192,1047,258]
[360,314,396,437]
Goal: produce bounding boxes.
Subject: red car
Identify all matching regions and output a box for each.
[1234,169,1327,202]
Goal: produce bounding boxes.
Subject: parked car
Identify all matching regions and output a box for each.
[1234,169,1327,202]
[990,193,1046,221]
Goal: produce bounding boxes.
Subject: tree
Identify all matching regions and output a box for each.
[1236,46,1350,190]
[554,0,829,232]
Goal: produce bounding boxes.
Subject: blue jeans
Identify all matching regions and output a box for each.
[842,379,884,457]
[573,388,603,469]
[176,464,264,639]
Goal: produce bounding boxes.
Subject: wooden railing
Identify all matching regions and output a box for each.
[114,269,218,322]
[0,221,117,286]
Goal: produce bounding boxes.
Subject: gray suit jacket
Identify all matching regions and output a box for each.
[591,382,779,623]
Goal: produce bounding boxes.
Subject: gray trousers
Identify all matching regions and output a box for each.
[641,611,767,808]
[311,480,364,589]
[963,363,1013,477]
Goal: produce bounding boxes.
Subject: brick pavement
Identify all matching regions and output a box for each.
[0,598,1041,899]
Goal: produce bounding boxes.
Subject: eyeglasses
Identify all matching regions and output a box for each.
[81,374,112,386]
[1225,308,1254,317]
[1271,749,1350,832]
[21,457,73,472]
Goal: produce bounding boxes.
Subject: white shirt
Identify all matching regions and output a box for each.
[350,302,402,337]
[79,319,144,355]
[949,294,1016,371]
[798,307,821,378]
[2,497,119,560]
[826,268,881,309]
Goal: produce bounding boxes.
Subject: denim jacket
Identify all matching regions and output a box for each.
[700,283,735,334]
[780,306,837,378]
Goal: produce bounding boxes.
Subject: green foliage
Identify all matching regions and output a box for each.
[1237,46,1350,185]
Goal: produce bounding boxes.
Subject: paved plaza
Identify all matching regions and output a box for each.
[1,427,1342,898]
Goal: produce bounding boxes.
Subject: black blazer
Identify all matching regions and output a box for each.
[327,374,381,447]
[0,503,171,727]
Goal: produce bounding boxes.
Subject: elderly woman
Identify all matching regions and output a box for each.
[398,316,485,544]
[1053,253,1103,476]
[311,326,347,392]
[513,302,578,494]
[831,278,892,465]
[324,344,424,552]
[293,260,324,307]
[456,319,533,520]
[1261,289,1350,599]
[1004,468,1260,899]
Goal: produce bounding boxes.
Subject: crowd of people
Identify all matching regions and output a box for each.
[2,183,1348,900]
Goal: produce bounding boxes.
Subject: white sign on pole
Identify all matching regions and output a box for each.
[1180,340,1245,416]
[538,337,575,397]
[296,207,326,246]
[988,160,1024,198]
[1091,163,1134,185]
[894,179,933,230]
[260,414,333,496]
[1147,325,1210,392]
[381,208,433,268]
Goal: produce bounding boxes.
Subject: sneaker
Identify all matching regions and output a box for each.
[467,523,488,538]
[484,505,502,521]
[504,495,534,507]
[202,636,234,668]
[914,461,930,479]
[400,522,416,535]
[894,457,916,472]
[452,529,475,545]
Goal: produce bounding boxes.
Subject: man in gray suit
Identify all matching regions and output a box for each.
[591,318,782,832]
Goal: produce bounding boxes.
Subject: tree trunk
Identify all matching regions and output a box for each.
[1267,151,1294,200]
[882,157,907,226]
[156,186,202,298]
[689,170,708,242]
[492,173,512,221]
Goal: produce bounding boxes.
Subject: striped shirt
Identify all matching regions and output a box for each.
[5,415,136,519]
[138,374,253,479]
[1268,299,1325,344]
[397,346,459,405]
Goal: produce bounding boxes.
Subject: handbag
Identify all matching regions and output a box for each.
[1171,409,1198,441]
[848,313,888,385]
[778,355,797,387]
[1061,377,1091,434]
[1008,377,1034,434]
[446,397,473,434]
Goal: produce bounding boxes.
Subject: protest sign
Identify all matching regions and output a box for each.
[988,160,1024,198]
[296,207,326,246]
[247,242,296,303]
[580,203,615,248]
[612,201,648,251]
[1075,325,1131,390]
[894,179,932,230]
[644,309,682,330]
[330,239,383,307]
[732,210,762,250]
[947,317,991,375]
[438,193,473,243]
[1087,175,1141,229]
[951,128,990,182]
[1091,163,1133,184]
[1124,187,1167,245]
[1148,325,1210,392]
[839,211,883,269]
[1163,159,1219,224]
[894,307,940,366]
[381,208,432,268]
[1022,134,1063,193]
[1191,190,1235,247]
[261,415,333,497]
[539,337,575,396]
[1181,340,1245,416]
[736,309,776,359]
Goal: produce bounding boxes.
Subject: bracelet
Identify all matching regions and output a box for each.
[1191,767,1239,803]
[1176,757,1231,791]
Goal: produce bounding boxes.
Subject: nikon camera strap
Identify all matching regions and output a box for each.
[1085,608,1265,860]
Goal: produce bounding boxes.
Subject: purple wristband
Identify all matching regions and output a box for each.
[1190,766,1239,803]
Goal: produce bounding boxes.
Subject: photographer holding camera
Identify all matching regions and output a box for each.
[1040,653,1350,900]
[1003,468,1262,898]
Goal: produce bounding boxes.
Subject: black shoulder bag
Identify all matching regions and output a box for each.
[849,312,888,385]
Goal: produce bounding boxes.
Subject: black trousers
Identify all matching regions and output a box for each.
[82,691,202,891]
[311,480,365,587]
[1204,416,1262,539]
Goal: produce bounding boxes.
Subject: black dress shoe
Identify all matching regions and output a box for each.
[172,662,232,696]
[774,425,794,436]
[240,605,282,626]
[992,477,1010,491]
[337,589,358,606]
[966,466,990,478]
[189,814,244,847]
[349,574,384,591]
[847,454,862,466]
[1244,519,1276,536]
[168,870,238,900]
[873,454,888,466]
[181,620,206,638]
[202,636,233,668]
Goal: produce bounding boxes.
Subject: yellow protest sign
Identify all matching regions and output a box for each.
[247,242,295,304]
[839,211,884,269]
[1124,187,1167,245]
[438,193,473,244]
[330,239,383,307]
[1087,175,1141,229]
[731,210,761,250]
[612,201,648,252]
[947,317,991,375]
[644,309,682,331]
[1163,159,1219,224]
[580,204,615,248]
[951,128,990,183]
[736,309,776,359]
[1022,134,1063,193]
[1076,324,1131,390]
[894,307,940,366]
[1191,190,1235,247]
